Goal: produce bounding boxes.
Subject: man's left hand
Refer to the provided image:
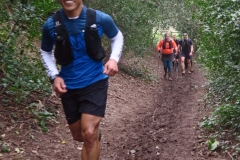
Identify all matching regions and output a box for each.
[103,59,118,76]
[189,52,193,56]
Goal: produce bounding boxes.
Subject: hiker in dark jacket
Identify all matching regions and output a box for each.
[40,0,124,159]
[178,33,194,74]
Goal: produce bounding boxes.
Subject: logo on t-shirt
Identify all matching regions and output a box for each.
[55,21,61,27]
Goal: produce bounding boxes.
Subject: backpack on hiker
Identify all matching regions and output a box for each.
[162,38,173,49]
[52,8,106,66]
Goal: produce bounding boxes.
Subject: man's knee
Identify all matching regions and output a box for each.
[83,127,98,146]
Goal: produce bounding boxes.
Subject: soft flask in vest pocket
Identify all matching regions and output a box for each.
[84,24,106,61]
[54,33,74,66]
[84,8,106,61]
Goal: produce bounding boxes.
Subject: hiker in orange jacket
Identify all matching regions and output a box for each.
[157,32,178,81]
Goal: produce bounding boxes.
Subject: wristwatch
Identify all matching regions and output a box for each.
[49,74,59,84]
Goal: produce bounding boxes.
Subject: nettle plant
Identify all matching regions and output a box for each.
[0,1,59,105]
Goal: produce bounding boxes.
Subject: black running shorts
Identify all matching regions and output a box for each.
[181,52,191,59]
[60,78,108,125]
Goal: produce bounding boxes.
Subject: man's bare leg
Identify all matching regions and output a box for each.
[181,57,185,74]
[81,113,102,160]
[187,59,191,73]
[68,114,101,160]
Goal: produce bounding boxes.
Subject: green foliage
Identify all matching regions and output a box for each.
[214,104,240,131]
[199,116,216,130]
[30,103,53,132]
[192,0,240,129]
[0,0,60,104]
[207,137,219,151]
[202,104,240,132]
[32,108,53,132]
[1,144,10,153]
[187,0,240,156]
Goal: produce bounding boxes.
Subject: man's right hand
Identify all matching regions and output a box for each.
[53,77,67,96]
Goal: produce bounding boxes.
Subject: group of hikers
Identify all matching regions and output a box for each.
[157,32,194,81]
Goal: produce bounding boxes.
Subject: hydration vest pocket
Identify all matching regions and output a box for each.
[84,25,106,61]
[54,33,74,66]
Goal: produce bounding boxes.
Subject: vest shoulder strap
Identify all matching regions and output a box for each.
[52,10,67,40]
[52,8,97,36]
[86,8,96,27]
[182,39,191,45]
[52,10,73,66]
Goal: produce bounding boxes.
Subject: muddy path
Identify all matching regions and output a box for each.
[0,54,219,160]
[100,56,210,160]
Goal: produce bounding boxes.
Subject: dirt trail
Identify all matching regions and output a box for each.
[100,55,209,160]
[0,54,218,160]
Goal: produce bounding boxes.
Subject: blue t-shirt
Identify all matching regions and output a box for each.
[41,6,119,89]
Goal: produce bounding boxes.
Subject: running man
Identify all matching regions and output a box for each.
[40,0,124,159]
